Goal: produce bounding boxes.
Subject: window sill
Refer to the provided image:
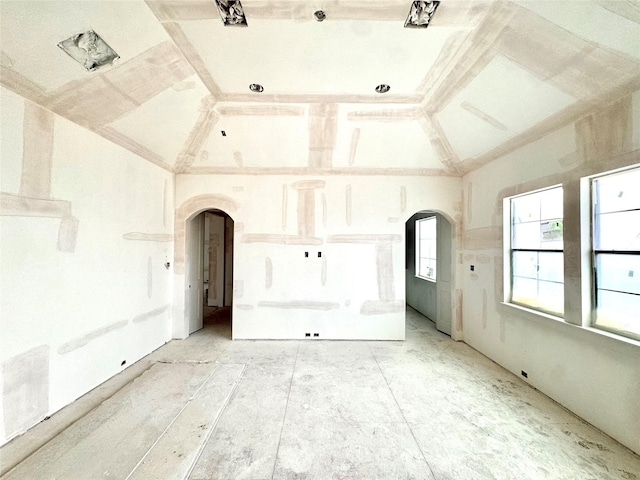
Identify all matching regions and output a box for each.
[500,302,640,349]
[582,325,640,348]
[501,302,564,323]
[415,275,436,283]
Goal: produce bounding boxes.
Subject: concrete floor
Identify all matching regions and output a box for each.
[1,307,639,480]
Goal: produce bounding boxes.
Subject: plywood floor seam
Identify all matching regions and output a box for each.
[2,308,639,480]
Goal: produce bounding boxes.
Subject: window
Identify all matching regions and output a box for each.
[591,167,640,339]
[416,217,436,281]
[508,186,564,316]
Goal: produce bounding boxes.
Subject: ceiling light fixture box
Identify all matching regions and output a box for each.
[57,30,119,71]
[405,1,440,29]
[215,0,248,26]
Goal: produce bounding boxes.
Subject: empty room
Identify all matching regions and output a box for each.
[1,0,639,478]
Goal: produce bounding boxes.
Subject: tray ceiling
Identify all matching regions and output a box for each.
[1,0,638,176]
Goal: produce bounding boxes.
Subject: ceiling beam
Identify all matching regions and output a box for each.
[43,41,194,129]
[421,1,516,114]
[215,105,306,116]
[0,65,48,105]
[417,112,463,176]
[175,96,218,173]
[494,3,640,101]
[160,22,224,99]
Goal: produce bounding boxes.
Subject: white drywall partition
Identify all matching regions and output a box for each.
[0,87,175,445]
[461,90,640,454]
[174,174,462,341]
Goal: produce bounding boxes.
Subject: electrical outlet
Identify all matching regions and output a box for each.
[305,252,309,258]
[313,333,319,337]
[305,333,311,337]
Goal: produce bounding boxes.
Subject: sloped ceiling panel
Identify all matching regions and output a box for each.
[436,54,578,161]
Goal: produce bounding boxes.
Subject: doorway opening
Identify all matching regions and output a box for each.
[405,211,455,336]
[186,209,234,337]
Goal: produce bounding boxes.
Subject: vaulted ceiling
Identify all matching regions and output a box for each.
[1,1,639,176]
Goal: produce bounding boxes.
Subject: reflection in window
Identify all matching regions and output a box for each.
[592,167,640,339]
[509,186,564,316]
[416,217,436,281]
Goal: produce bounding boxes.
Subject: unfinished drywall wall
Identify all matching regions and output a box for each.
[0,87,174,446]
[461,89,640,454]
[174,174,462,340]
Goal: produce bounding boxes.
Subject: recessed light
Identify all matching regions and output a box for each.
[57,30,119,71]
[215,0,248,26]
[314,10,326,22]
[404,1,440,29]
[375,84,390,94]
[249,83,264,93]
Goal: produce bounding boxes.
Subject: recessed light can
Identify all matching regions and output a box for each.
[314,10,326,21]
[375,84,390,93]
[249,83,264,93]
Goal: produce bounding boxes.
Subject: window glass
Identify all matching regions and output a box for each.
[595,290,640,337]
[537,251,564,283]
[416,217,436,281]
[594,210,640,251]
[596,254,640,295]
[594,168,640,214]
[509,186,564,316]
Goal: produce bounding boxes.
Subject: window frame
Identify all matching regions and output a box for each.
[415,216,437,282]
[504,185,564,318]
[589,166,640,341]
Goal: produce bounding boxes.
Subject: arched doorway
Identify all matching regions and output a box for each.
[405,210,455,336]
[173,194,237,339]
[186,210,234,335]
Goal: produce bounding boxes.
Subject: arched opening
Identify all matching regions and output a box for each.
[172,194,237,338]
[184,209,234,338]
[405,210,456,336]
